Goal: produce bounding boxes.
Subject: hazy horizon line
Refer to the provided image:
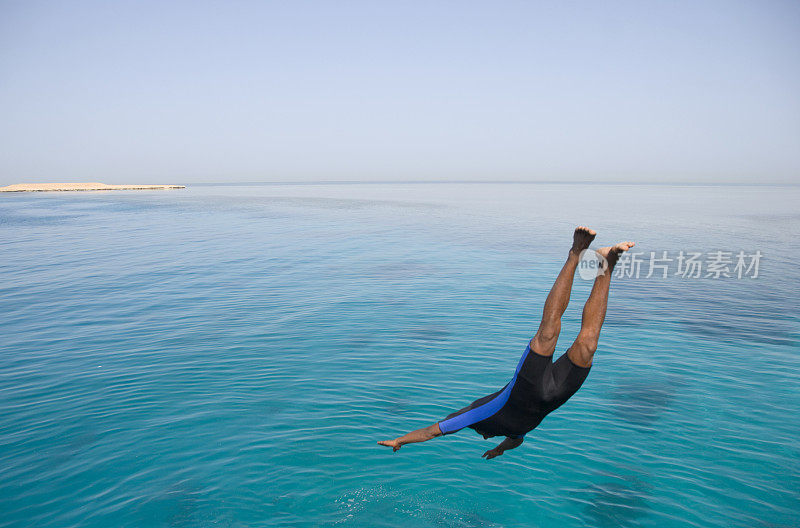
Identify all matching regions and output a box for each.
[4,178,799,188]
[181,179,800,187]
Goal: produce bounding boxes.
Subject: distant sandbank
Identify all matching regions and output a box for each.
[0,182,185,193]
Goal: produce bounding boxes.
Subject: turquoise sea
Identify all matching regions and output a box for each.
[1,182,798,527]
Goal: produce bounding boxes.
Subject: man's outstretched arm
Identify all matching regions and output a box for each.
[378,423,442,452]
[482,436,524,459]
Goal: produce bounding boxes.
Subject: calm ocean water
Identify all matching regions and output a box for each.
[1,182,798,527]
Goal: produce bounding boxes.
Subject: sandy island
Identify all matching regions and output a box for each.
[0,182,185,192]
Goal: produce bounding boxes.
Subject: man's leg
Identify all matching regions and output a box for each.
[530,226,596,357]
[566,241,635,368]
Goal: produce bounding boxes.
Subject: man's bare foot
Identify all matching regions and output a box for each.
[596,241,635,269]
[377,439,402,452]
[571,226,597,254]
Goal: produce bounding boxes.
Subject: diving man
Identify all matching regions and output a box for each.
[378,227,634,459]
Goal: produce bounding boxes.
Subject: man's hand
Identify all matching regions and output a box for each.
[377,439,402,452]
[482,436,524,459]
[482,447,503,460]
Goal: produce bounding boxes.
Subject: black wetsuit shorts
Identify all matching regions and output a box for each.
[438,342,591,439]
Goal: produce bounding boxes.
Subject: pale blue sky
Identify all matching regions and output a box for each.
[1,0,798,184]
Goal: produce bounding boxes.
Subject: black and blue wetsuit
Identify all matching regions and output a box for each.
[438,342,591,439]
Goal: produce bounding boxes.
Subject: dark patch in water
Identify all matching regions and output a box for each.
[739,212,800,223]
[604,316,651,328]
[66,428,99,454]
[250,196,440,212]
[379,397,411,415]
[679,319,796,348]
[343,334,376,349]
[164,491,198,528]
[664,284,799,347]
[0,213,85,227]
[577,473,653,528]
[48,425,99,468]
[94,200,173,214]
[133,481,202,528]
[252,399,288,418]
[367,261,440,280]
[403,326,450,343]
[610,377,681,428]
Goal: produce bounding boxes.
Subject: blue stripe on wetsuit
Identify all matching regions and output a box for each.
[438,343,533,436]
